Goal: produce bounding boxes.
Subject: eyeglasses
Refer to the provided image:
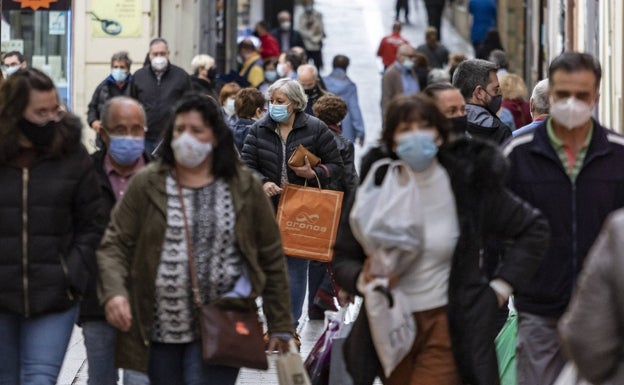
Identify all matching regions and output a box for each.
[102,125,146,136]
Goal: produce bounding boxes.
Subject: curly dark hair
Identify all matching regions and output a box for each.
[312,94,347,126]
[381,93,451,153]
[158,93,239,180]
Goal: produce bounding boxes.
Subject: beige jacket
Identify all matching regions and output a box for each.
[97,160,293,372]
[559,208,624,385]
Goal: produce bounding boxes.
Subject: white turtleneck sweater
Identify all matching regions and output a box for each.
[398,161,460,313]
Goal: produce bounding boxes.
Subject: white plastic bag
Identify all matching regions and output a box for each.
[552,362,593,385]
[276,340,312,385]
[349,159,423,277]
[362,278,416,378]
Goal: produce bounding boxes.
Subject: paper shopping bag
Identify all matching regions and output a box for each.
[277,341,312,385]
[276,183,343,262]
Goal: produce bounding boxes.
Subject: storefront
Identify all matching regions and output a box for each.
[1,0,72,105]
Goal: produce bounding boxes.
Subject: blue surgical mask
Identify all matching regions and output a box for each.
[111,68,127,82]
[265,70,278,82]
[395,131,438,171]
[402,59,414,70]
[108,135,145,165]
[269,103,291,122]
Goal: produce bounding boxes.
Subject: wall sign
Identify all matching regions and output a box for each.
[4,0,71,11]
[91,0,142,37]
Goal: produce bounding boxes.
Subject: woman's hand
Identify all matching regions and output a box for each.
[104,295,132,332]
[360,257,400,289]
[289,155,317,179]
[267,336,292,354]
[263,182,283,197]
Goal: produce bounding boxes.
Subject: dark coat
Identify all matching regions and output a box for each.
[131,64,192,141]
[504,119,624,317]
[78,150,151,324]
[0,119,105,317]
[332,137,549,384]
[466,103,513,145]
[240,111,344,208]
[327,127,358,195]
[86,75,134,126]
[270,27,306,52]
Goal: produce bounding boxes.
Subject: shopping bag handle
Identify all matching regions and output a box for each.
[303,172,323,190]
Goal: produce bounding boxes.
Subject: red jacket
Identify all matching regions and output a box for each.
[377,33,409,67]
[259,34,280,59]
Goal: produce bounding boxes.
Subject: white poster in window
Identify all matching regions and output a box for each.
[91,0,142,37]
[1,40,24,54]
[49,12,66,35]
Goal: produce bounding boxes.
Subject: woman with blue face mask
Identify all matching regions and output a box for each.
[87,51,135,149]
[241,78,344,343]
[332,94,550,385]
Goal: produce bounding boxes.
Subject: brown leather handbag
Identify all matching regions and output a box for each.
[177,179,268,370]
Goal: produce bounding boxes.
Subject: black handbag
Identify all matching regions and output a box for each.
[177,178,268,370]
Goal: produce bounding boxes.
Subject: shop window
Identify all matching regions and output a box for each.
[1,0,72,105]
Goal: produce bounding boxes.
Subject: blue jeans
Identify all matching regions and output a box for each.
[148,340,239,385]
[0,305,78,385]
[286,256,309,328]
[82,320,150,385]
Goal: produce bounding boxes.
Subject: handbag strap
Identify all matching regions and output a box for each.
[176,176,203,308]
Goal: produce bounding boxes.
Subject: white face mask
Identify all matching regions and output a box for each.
[151,56,168,72]
[549,96,594,130]
[276,63,286,77]
[171,132,213,168]
[224,98,236,116]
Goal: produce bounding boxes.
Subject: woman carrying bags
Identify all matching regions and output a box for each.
[332,94,549,385]
[97,93,294,385]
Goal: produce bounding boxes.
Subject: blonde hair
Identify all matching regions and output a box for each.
[500,73,528,100]
[190,54,215,72]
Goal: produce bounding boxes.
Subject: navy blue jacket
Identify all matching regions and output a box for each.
[503,119,624,317]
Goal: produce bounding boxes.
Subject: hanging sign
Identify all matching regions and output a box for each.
[91,0,142,37]
[5,0,71,11]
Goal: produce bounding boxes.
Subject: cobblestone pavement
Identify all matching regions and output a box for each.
[59,0,471,383]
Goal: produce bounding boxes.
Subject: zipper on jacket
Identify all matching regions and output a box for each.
[58,254,74,301]
[571,183,578,288]
[21,168,30,317]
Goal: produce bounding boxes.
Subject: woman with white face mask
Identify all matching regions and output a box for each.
[97,94,294,385]
[332,94,549,385]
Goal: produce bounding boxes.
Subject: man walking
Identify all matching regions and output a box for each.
[503,52,624,385]
[381,44,420,116]
[452,58,512,144]
[323,54,365,144]
[131,38,192,153]
[377,21,409,71]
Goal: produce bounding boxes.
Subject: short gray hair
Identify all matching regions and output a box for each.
[268,78,308,112]
[297,64,318,79]
[101,96,147,130]
[531,78,549,114]
[190,54,215,72]
[110,51,132,68]
[427,68,450,85]
[452,59,498,99]
[488,49,508,70]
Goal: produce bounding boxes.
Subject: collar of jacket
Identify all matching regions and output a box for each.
[142,159,254,218]
[527,118,612,166]
[329,68,348,80]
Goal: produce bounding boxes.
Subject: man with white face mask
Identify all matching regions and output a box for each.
[381,44,422,116]
[503,52,624,385]
[131,37,192,154]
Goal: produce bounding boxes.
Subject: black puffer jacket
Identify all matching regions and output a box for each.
[333,137,549,385]
[0,118,105,317]
[326,127,358,195]
[241,111,343,208]
[86,75,134,127]
[131,64,192,141]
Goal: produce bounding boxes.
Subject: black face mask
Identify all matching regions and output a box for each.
[19,118,57,147]
[450,115,468,134]
[207,67,217,81]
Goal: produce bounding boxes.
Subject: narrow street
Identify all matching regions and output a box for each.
[59,1,472,384]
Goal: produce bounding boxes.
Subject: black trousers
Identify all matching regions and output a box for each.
[424,0,446,40]
[395,0,409,21]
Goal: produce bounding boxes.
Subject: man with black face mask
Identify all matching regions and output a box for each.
[452,58,512,145]
[296,64,326,115]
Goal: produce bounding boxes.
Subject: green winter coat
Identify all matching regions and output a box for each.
[97,160,294,372]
